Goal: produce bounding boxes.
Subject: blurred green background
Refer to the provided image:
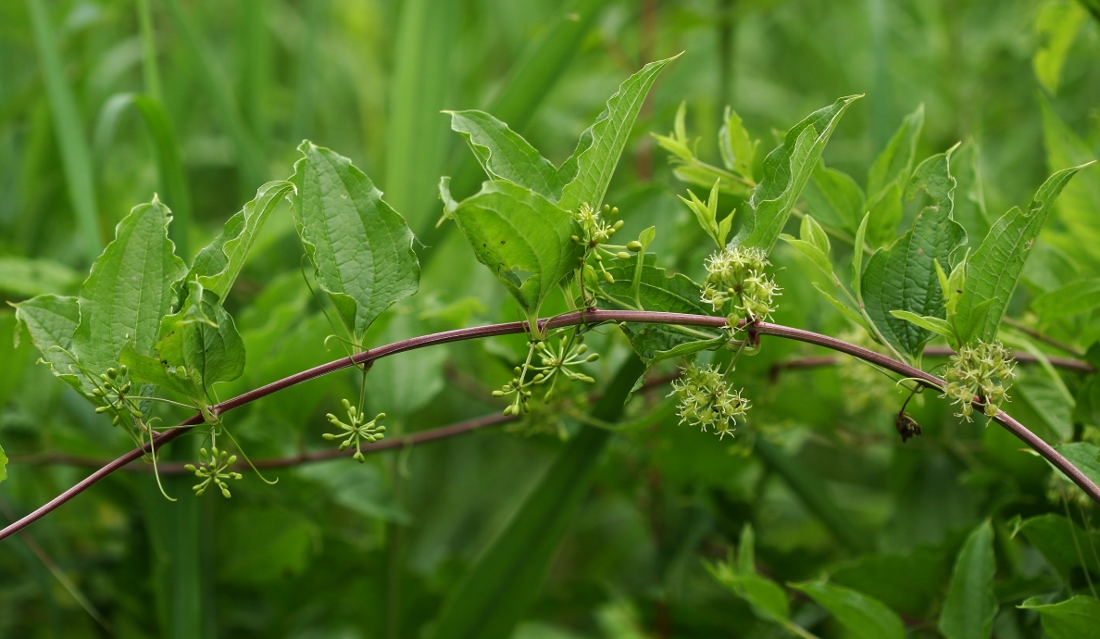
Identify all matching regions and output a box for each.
[1,0,1099,637]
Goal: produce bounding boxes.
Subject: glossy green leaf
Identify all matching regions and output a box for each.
[865,181,904,249]
[852,212,870,298]
[428,357,644,639]
[12,294,83,393]
[1032,278,1100,319]
[861,150,966,361]
[938,520,997,639]
[72,198,188,376]
[1018,596,1100,639]
[955,165,1087,342]
[781,236,833,279]
[557,55,679,213]
[447,180,580,321]
[1054,442,1100,489]
[290,141,420,345]
[804,165,864,233]
[791,581,905,639]
[189,181,295,300]
[447,110,567,200]
[735,95,861,251]
[599,253,717,363]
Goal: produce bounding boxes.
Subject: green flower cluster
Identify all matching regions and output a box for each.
[670,363,750,439]
[701,245,780,323]
[185,446,243,498]
[323,399,386,462]
[942,340,1016,420]
[572,202,626,284]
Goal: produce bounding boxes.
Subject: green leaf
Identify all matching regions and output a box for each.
[428,357,645,639]
[447,110,568,200]
[650,334,728,364]
[290,141,420,345]
[708,524,791,625]
[801,214,831,256]
[1032,278,1100,319]
[72,198,188,376]
[557,55,680,213]
[719,106,758,179]
[791,581,905,639]
[189,181,295,300]
[803,165,865,234]
[1033,0,1087,95]
[955,165,1088,342]
[1013,513,1100,578]
[861,150,967,361]
[890,310,954,341]
[1019,596,1100,639]
[852,212,870,299]
[154,281,246,402]
[12,294,84,393]
[865,181,904,249]
[448,180,581,321]
[1054,442,1100,490]
[780,236,834,280]
[599,253,717,363]
[813,282,870,330]
[951,139,991,247]
[938,520,997,639]
[868,104,924,197]
[119,341,198,399]
[0,443,6,485]
[865,104,924,248]
[734,95,861,251]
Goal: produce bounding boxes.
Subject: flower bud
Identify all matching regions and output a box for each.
[627,241,643,252]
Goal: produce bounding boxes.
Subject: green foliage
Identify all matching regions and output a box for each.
[5,3,1100,638]
[290,142,420,347]
[939,520,998,639]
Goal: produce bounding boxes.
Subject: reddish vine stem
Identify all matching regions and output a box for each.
[1,310,1097,542]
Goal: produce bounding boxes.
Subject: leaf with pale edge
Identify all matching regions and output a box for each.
[938,520,997,639]
[190,181,295,299]
[73,198,187,377]
[734,95,860,251]
[791,581,905,639]
[290,141,420,344]
[599,253,717,363]
[12,294,85,393]
[1019,596,1100,639]
[446,110,568,200]
[955,165,1087,343]
[557,55,679,213]
[861,150,966,361]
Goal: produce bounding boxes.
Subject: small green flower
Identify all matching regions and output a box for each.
[184,446,242,498]
[700,246,780,323]
[941,340,1016,421]
[670,363,750,439]
[323,399,386,462]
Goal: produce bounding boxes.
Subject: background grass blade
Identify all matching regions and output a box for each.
[428,356,645,639]
[25,0,103,262]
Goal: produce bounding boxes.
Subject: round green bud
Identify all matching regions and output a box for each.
[627,241,643,252]
[375,413,386,421]
[492,390,505,397]
[184,464,196,473]
[617,252,631,260]
[586,354,600,362]
[95,405,110,413]
[612,220,624,231]
[221,487,232,499]
[107,368,117,379]
[119,365,127,376]
[353,452,365,463]
[602,271,615,284]
[322,433,336,440]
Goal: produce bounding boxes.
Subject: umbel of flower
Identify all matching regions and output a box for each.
[701,245,780,323]
[942,340,1016,420]
[670,363,750,439]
